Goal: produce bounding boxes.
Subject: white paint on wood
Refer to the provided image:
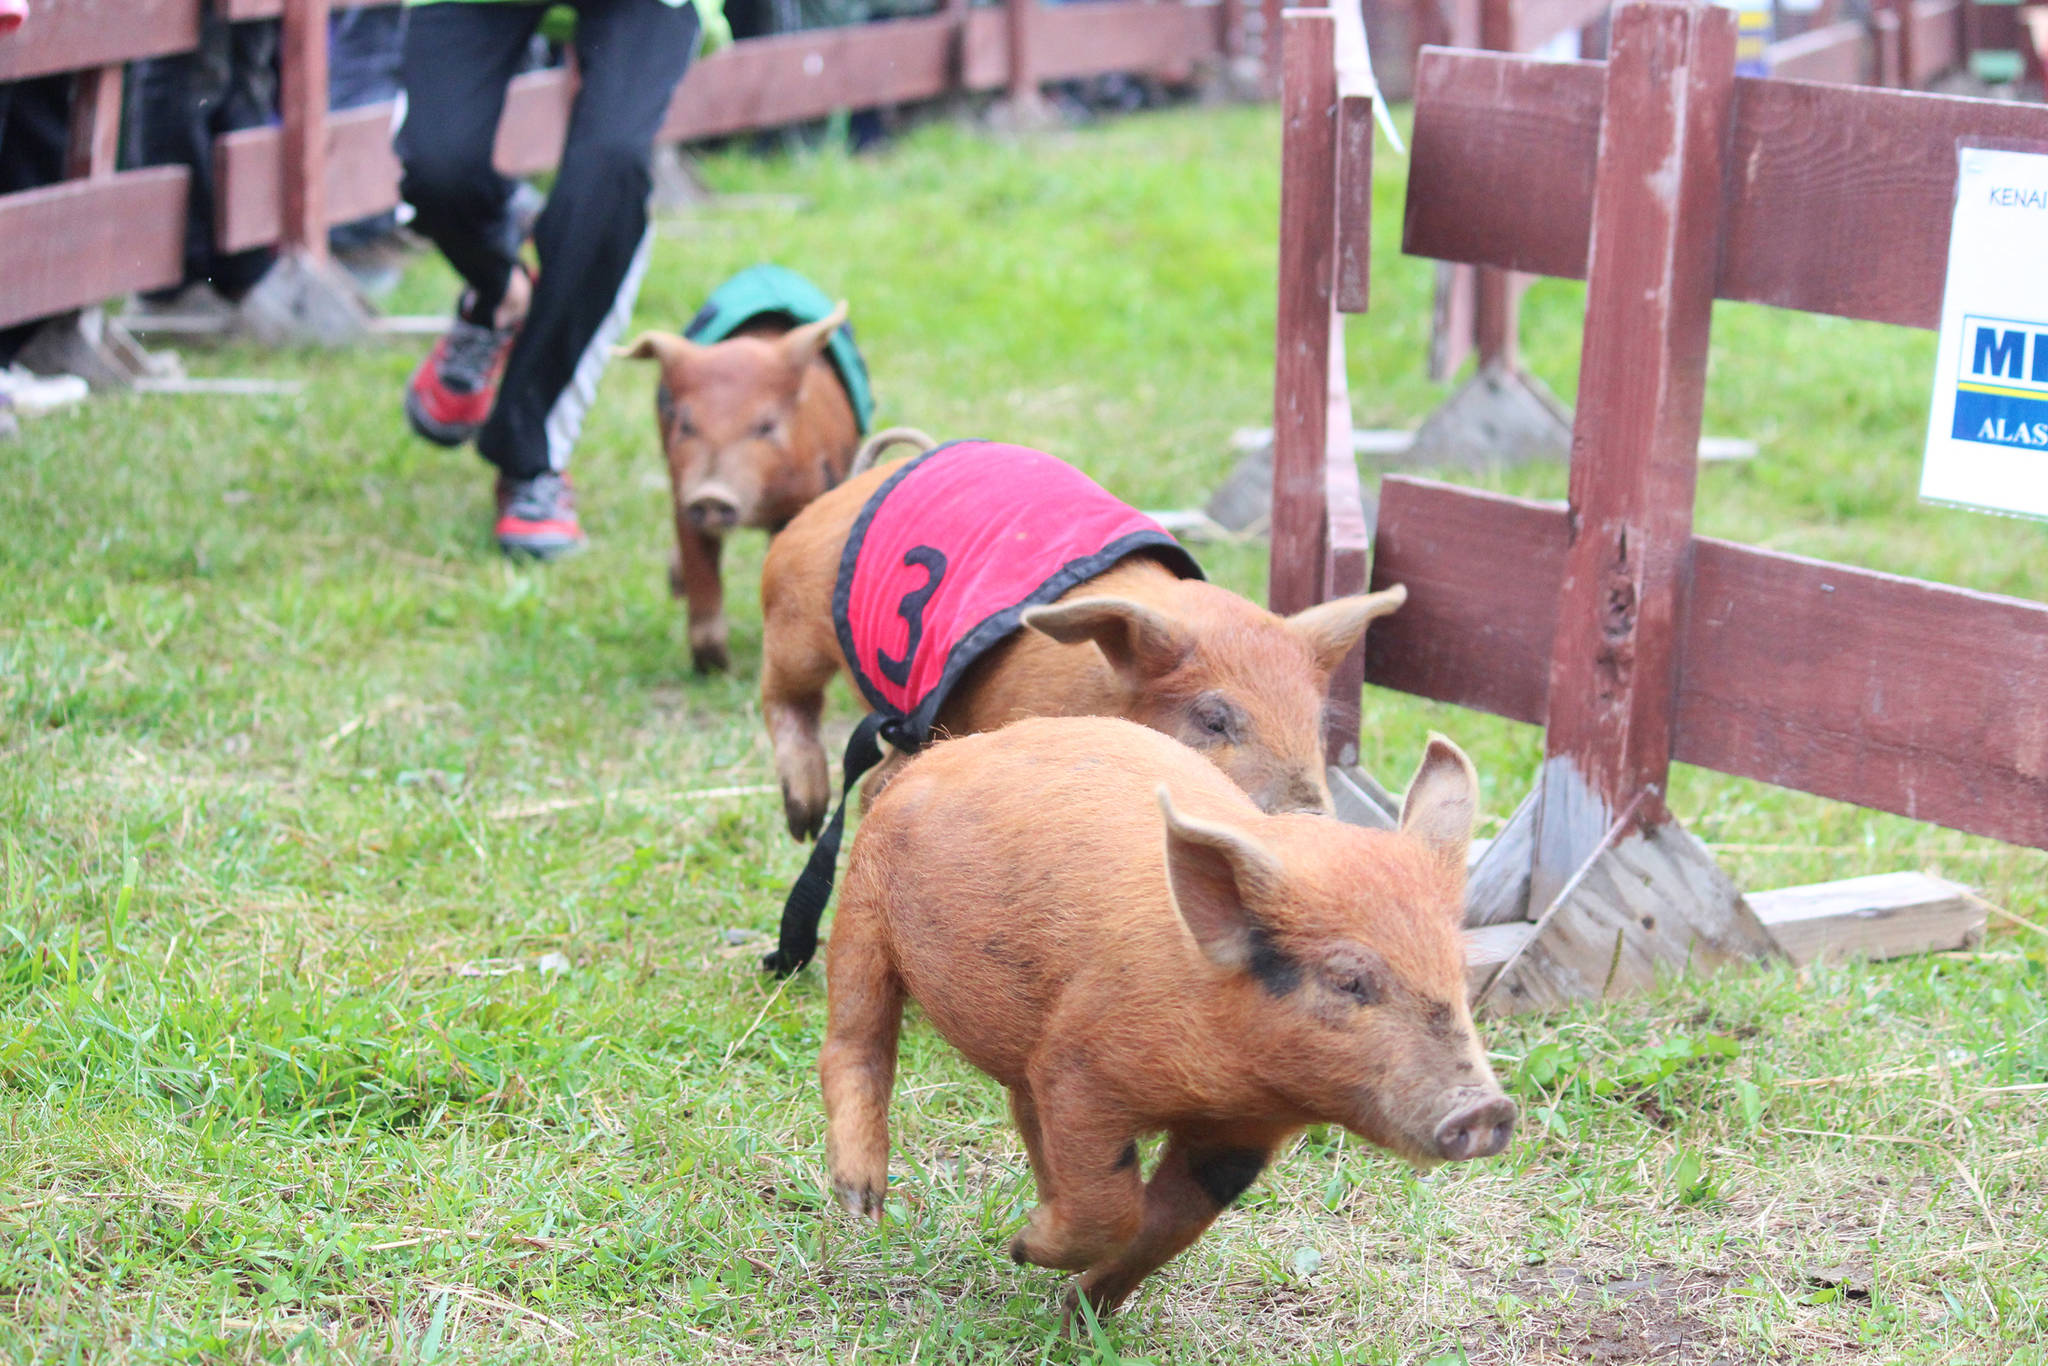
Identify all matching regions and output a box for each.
[1526,754,1615,927]
[1465,788,1536,926]
[1327,763,1401,831]
[1480,809,1783,1015]
[1749,871,1987,966]
[1464,920,1535,998]
[1228,427,1755,462]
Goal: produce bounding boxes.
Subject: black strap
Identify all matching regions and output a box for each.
[763,711,891,976]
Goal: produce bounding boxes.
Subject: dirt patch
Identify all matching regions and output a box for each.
[1466,1264,1767,1365]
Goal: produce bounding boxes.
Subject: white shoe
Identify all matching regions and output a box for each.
[0,364,90,417]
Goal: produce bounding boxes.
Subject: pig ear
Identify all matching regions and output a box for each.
[614,331,699,367]
[1286,585,1408,676]
[1022,598,1191,681]
[781,301,850,367]
[1399,733,1479,873]
[1157,786,1284,971]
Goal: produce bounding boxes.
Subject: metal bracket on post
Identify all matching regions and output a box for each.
[988,0,1055,129]
[1483,3,1776,1012]
[18,69,181,389]
[1406,359,1576,467]
[246,0,371,346]
[17,308,180,391]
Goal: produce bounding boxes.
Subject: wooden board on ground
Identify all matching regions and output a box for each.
[1750,872,1987,966]
[1480,804,1784,1016]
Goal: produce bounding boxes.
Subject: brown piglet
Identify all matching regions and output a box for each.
[761,458,1405,838]
[619,305,859,672]
[821,715,1515,1319]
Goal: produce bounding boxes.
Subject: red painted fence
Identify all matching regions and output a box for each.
[1274,0,2048,860]
[1,0,1236,330]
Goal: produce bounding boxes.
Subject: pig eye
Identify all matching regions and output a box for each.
[753,418,778,439]
[1189,693,1244,744]
[672,412,696,439]
[1326,967,1381,1006]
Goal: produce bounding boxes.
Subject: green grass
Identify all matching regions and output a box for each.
[2,103,2044,1363]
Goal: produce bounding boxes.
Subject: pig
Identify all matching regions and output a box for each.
[760,456,1407,839]
[820,715,1515,1319]
[618,304,859,673]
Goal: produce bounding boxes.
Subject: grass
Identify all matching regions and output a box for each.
[2,101,2044,1363]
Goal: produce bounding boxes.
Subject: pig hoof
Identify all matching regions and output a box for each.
[1058,1285,1111,1336]
[832,1179,883,1219]
[783,783,826,842]
[690,641,731,674]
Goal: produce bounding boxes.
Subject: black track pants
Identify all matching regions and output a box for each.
[396,0,698,478]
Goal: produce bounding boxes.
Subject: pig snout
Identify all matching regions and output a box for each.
[1432,1093,1517,1161]
[685,490,741,532]
[1255,769,1329,816]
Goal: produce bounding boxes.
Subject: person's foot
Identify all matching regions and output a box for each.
[404,271,530,447]
[494,471,587,560]
[405,304,518,447]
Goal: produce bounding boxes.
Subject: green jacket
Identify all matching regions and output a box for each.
[405,0,732,54]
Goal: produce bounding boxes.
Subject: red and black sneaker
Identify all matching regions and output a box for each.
[404,294,520,447]
[494,471,587,560]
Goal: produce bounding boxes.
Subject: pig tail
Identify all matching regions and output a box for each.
[848,427,938,477]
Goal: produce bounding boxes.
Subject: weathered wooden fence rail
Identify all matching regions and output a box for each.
[1404,0,2040,412]
[1275,0,2044,1011]
[0,0,197,331]
[1,0,1234,338]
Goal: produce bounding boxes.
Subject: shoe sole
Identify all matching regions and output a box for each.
[498,537,587,562]
[405,385,484,448]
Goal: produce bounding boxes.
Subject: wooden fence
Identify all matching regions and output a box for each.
[1275,0,2044,1009]
[0,1,196,331]
[1414,0,2042,397]
[1,0,1236,333]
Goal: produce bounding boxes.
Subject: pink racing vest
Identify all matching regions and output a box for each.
[765,439,1202,974]
[835,439,1201,747]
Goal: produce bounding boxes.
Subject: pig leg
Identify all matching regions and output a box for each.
[674,518,729,673]
[1008,1085,1057,1203]
[856,750,912,812]
[761,632,838,842]
[1068,1125,1290,1318]
[1007,1078,1143,1272]
[819,914,904,1217]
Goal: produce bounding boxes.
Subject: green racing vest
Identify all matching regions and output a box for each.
[683,265,876,435]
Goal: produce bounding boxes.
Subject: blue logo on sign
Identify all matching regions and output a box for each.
[1954,314,2048,450]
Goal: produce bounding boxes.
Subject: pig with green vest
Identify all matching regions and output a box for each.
[620,266,876,673]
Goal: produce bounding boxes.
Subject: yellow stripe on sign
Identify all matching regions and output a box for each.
[1957,380,2048,401]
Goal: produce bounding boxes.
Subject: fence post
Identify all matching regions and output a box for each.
[945,0,972,89]
[1269,8,1337,620]
[1524,0,1737,916]
[280,0,329,261]
[21,61,171,390]
[64,65,124,180]
[1410,0,1572,466]
[1260,0,1285,91]
[1472,0,1521,371]
[238,0,372,344]
[1006,0,1044,115]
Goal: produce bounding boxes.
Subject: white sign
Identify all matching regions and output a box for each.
[1921,147,2048,522]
